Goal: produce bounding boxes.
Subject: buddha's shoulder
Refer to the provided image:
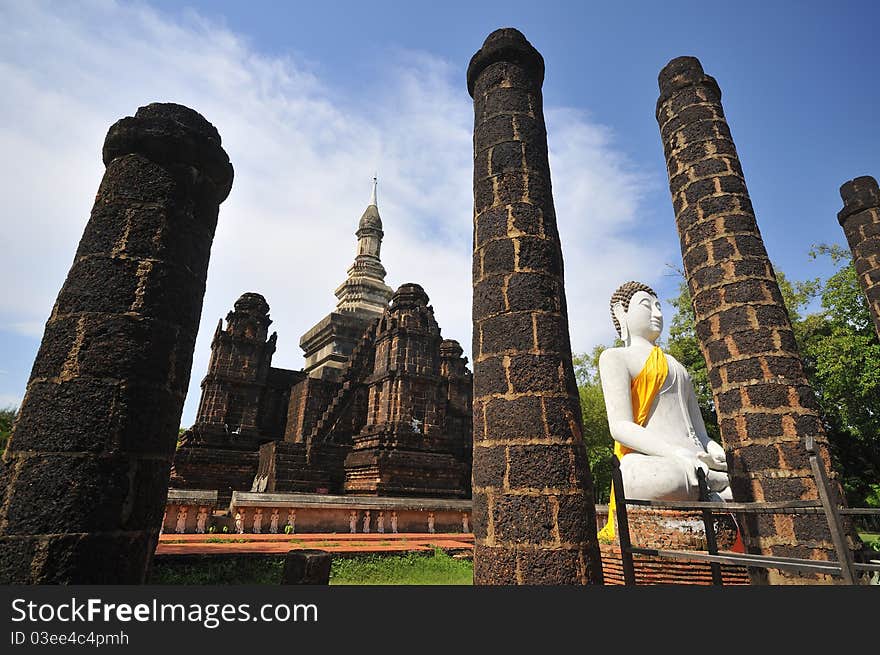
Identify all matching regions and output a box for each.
[661,352,691,378]
[598,346,635,370]
[598,346,626,363]
[662,351,685,368]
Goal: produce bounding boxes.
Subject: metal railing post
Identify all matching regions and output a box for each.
[697,468,724,586]
[611,456,636,586]
[806,435,856,585]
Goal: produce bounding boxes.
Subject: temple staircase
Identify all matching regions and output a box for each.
[307,319,378,452]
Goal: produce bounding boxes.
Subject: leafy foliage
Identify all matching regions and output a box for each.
[573,348,613,504]
[0,406,17,455]
[793,246,880,506]
[665,281,720,442]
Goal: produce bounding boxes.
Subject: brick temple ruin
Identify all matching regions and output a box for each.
[2,27,874,586]
[171,182,473,511]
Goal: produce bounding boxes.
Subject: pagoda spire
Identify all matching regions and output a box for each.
[301,178,395,379]
[333,178,393,316]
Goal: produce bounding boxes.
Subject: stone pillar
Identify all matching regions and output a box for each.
[838,176,880,339]
[0,103,232,583]
[467,28,603,585]
[656,57,847,583]
[281,549,331,585]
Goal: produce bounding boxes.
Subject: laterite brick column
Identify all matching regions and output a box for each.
[655,57,846,584]
[0,103,233,583]
[467,28,603,585]
[838,176,880,339]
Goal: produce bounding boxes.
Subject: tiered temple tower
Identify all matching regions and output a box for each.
[195,293,277,438]
[300,178,394,380]
[342,284,472,497]
[440,339,474,473]
[171,181,472,501]
[172,294,302,504]
[251,283,472,498]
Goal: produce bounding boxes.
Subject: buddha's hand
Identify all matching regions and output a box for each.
[672,447,710,488]
[704,440,728,471]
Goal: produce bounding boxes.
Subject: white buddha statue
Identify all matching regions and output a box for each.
[598,281,731,530]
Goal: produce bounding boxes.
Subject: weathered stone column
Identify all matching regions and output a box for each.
[838,176,880,339]
[467,28,603,585]
[656,57,847,583]
[0,103,233,583]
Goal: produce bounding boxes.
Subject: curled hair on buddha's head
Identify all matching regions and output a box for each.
[610,281,657,337]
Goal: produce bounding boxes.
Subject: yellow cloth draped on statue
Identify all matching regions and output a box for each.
[597,346,668,542]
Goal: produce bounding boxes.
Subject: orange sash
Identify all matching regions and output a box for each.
[597,346,667,541]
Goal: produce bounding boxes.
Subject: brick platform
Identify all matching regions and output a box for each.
[595,505,750,585]
[599,544,750,585]
[156,532,474,556]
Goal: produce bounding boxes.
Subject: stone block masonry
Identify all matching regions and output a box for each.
[0,103,233,583]
[838,176,880,339]
[655,57,853,583]
[468,28,603,585]
[341,284,472,499]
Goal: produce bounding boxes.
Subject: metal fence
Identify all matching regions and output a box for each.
[610,436,880,585]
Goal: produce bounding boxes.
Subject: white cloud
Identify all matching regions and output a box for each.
[547,108,671,353]
[0,394,22,410]
[0,1,669,426]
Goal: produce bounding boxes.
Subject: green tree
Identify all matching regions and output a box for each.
[662,248,880,506]
[0,406,17,455]
[574,346,614,504]
[794,246,880,506]
[665,279,720,442]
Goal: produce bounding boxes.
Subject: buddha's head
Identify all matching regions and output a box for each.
[610,281,663,344]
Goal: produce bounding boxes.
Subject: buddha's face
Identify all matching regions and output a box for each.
[625,290,663,342]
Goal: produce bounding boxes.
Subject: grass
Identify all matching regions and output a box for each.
[330,549,472,585]
[860,532,880,552]
[148,557,285,585]
[148,549,473,585]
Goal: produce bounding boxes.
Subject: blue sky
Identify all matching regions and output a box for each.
[1,0,877,426]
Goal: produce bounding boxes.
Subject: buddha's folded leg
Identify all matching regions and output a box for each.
[619,453,699,501]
